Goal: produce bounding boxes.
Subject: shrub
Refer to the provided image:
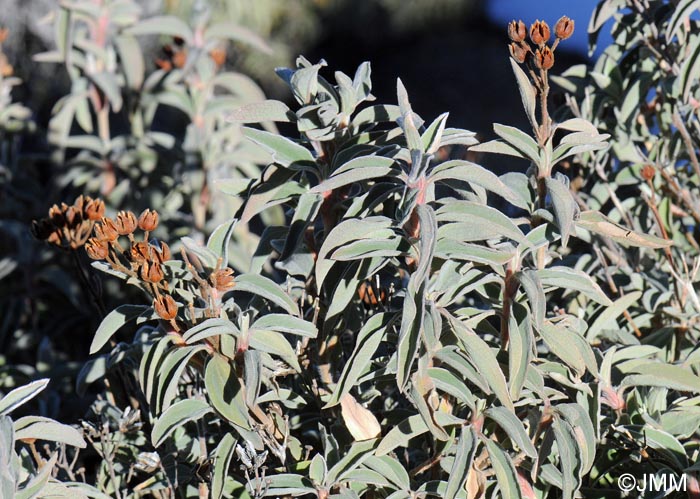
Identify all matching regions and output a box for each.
[4,1,700,498]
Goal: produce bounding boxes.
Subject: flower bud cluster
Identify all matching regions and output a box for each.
[508,16,574,71]
[32,195,105,250]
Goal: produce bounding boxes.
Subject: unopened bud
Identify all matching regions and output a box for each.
[508,20,527,43]
[554,16,574,40]
[530,20,550,45]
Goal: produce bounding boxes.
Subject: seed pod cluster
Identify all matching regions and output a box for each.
[508,16,574,71]
[32,195,105,250]
[87,208,178,321]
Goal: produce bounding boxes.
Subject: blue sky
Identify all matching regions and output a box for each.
[486,0,610,57]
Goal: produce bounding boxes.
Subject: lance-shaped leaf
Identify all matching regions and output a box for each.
[545,176,577,247]
[622,363,700,393]
[552,416,582,499]
[397,205,436,390]
[14,416,86,448]
[205,354,249,429]
[483,439,522,499]
[316,216,396,287]
[555,404,596,475]
[233,273,298,315]
[447,314,513,411]
[485,407,537,458]
[0,379,49,416]
[429,160,527,209]
[436,201,528,245]
[510,58,538,133]
[396,79,423,151]
[445,427,478,499]
[211,434,237,499]
[539,321,598,378]
[326,313,392,407]
[151,399,212,447]
[311,156,399,193]
[515,270,545,329]
[576,211,673,248]
[90,304,149,354]
[537,267,612,306]
[242,127,315,168]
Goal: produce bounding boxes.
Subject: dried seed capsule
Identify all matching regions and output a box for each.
[85,198,105,221]
[141,260,164,283]
[530,20,550,45]
[85,238,110,260]
[138,209,159,232]
[130,241,151,262]
[94,218,119,242]
[535,46,554,70]
[48,204,66,227]
[65,206,82,227]
[154,294,178,320]
[210,268,235,292]
[641,164,656,181]
[509,42,528,63]
[114,211,137,235]
[554,16,574,40]
[508,20,527,43]
[156,241,171,262]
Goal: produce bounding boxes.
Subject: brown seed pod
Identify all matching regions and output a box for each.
[210,268,235,292]
[141,260,164,283]
[138,209,159,232]
[509,42,528,64]
[154,294,178,320]
[114,211,138,235]
[154,242,171,263]
[535,46,555,70]
[508,20,527,43]
[130,241,151,262]
[84,198,105,221]
[85,238,110,260]
[95,218,119,242]
[641,164,656,181]
[554,16,574,40]
[530,20,550,46]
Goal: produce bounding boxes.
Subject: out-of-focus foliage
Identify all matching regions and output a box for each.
[5,1,700,498]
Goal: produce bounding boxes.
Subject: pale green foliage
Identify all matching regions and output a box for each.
[6,1,700,498]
